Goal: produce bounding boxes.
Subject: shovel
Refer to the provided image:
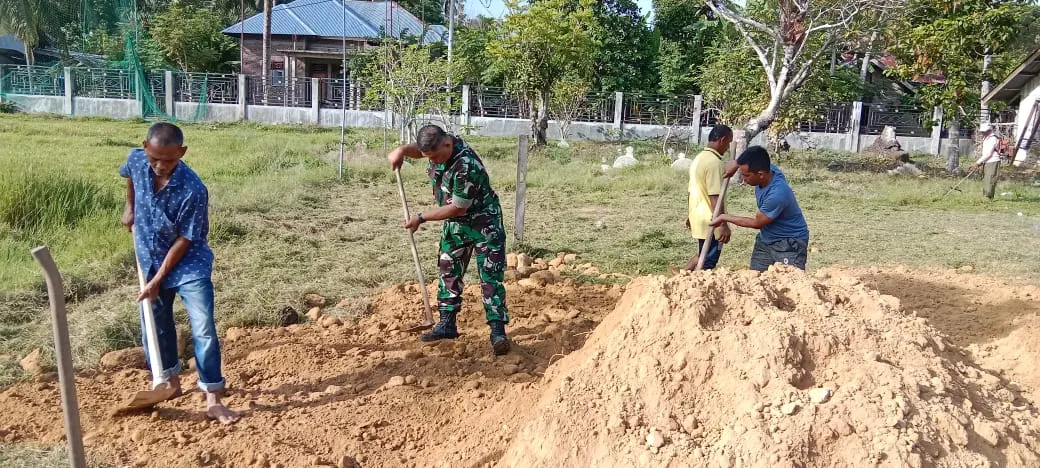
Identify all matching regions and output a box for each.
[114,231,178,413]
[395,167,435,332]
[696,174,734,271]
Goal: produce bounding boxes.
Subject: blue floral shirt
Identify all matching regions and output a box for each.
[119,149,213,288]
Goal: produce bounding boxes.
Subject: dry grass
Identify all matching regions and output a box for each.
[1,114,1039,391]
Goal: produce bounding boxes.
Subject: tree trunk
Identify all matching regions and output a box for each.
[829,48,837,76]
[860,30,877,85]
[743,91,785,146]
[532,89,549,146]
[262,0,272,102]
[945,118,961,173]
[980,52,992,125]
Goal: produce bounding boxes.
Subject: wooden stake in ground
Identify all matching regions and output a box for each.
[514,134,529,243]
[30,246,87,468]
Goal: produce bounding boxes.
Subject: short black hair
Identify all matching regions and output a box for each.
[146,122,184,147]
[708,125,733,142]
[736,145,771,172]
[416,124,448,152]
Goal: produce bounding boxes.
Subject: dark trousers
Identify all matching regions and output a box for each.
[750,237,808,272]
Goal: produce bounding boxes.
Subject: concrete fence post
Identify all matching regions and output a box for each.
[63,68,74,116]
[613,91,624,137]
[164,71,175,119]
[691,95,703,145]
[311,78,320,124]
[461,84,471,133]
[930,106,944,156]
[849,101,864,152]
[238,74,247,121]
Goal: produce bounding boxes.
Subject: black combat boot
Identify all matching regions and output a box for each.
[420,310,460,342]
[488,320,510,355]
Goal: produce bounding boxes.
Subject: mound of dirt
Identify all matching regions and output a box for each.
[499,267,1040,467]
[0,277,624,467]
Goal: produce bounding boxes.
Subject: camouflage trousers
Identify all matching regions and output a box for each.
[438,218,509,324]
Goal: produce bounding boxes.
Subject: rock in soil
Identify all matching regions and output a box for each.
[99,347,145,370]
[304,294,327,308]
[19,348,42,374]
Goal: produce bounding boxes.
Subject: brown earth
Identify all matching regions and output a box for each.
[2,264,1040,468]
[0,279,623,468]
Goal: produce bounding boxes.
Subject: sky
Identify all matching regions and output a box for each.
[463,0,656,21]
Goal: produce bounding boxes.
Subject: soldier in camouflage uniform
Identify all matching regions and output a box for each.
[387,124,511,355]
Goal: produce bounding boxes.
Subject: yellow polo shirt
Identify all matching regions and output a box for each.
[688,147,724,240]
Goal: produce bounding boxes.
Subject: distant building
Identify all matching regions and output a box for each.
[223,0,447,82]
[984,48,1040,166]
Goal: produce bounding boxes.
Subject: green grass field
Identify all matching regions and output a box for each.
[2,113,1039,390]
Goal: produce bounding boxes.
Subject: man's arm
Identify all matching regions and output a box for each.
[138,236,190,301]
[707,194,731,242]
[712,211,772,230]
[122,179,135,231]
[388,144,427,170]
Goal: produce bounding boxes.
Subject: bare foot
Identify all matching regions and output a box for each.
[206,403,240,425]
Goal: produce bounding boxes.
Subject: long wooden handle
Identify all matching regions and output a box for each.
[131,228,167,388]
[395,168,434,324]
[695,175,733,271]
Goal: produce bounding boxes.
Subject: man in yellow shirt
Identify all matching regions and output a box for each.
[684,125,733,270]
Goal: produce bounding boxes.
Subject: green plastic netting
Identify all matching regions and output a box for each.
[0,0,207,120]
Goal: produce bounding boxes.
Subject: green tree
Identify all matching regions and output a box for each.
[487,0,599,146]
[700,32,864,144]
[356,42,461,143]
[453,17,502,87]
[0,0,57,64]
[654,0,720,95]
[704,0,901,142]
[148,2,237,72]
[587,0,657,93]
[887,0,1022,128]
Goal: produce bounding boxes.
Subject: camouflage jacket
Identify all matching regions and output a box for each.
[427,135,503,226]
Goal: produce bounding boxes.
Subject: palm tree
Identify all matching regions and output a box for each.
[0,0,45,65]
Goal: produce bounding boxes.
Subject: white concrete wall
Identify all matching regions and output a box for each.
[1014,75,1040,165]
[174,102,240,122]
[73,97,139,119]
[4,94,63,114]
[248,105,314,125]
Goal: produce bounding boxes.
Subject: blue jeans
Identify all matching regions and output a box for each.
[697,237,724,270]
[140,277,225,393]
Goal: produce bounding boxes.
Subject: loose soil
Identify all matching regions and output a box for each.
[2,265,1040,468]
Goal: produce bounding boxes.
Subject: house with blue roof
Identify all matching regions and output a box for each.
[222,0,447,82]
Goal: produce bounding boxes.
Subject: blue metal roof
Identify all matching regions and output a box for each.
[222,0,447,44]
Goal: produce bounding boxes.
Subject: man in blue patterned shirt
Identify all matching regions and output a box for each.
[120,122,238,424]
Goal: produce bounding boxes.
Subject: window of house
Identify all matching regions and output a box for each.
[271,60,285,85]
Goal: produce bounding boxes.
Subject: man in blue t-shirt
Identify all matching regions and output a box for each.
[710,146,810,271]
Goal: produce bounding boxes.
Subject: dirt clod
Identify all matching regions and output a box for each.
[19,348,42,374]
[100,347,145,370]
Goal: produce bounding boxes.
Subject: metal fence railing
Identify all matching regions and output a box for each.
[247,76,311,107]
[469,86,527,119]
[622,93,698,126]
[862,104,931,137]
[175,73,238,104]
[796,104,853,134]
[318,79,379,110]
[548,90,615,123]
[10,65,1023,141]
[73,68,134,99]
[0,65,65,96]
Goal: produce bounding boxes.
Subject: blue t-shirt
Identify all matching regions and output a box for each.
[754,167,809,244]
[119,149,214,288]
